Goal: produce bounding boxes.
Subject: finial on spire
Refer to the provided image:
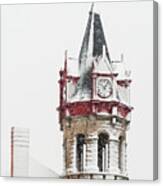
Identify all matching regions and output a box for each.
[90,2,94,14]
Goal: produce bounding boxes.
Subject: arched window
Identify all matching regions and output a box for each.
[76,134,86,172]
[118,136,124,170]
[98,133,109,172]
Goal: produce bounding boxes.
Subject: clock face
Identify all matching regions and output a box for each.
[97,78,112,98]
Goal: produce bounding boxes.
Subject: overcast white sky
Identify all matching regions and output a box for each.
[1,1,154,180]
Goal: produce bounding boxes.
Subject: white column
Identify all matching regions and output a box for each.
[62,142,66,175]
[83,144,86,171]
[109,139,120,174]
[120,140,127,176]
[72,136,77,173]
[67,137,77,174]
[85,136,99,172]
[105,143,109,171]
[102,147,105,171]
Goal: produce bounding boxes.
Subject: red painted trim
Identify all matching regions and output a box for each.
[92,72,118,78]
[66,76,80,84]
[58,100,133,119]
[58,52,68,128]
[66,76,79,80]
[117,80,132,87]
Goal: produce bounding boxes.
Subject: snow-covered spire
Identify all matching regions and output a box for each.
[72,4,113,100]
[79,3,111,74]
[93,13,111,61]
[78,3,94,75]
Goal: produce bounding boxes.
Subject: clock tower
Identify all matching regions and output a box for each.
[58,4,133,180]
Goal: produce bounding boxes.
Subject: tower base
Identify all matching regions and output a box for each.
[63,173,129,180]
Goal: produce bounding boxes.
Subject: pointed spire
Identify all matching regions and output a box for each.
[93,13,111,61]
[90,2,94,13]
[78,4,94,71]
[79,3,111,73]
[73,4,112,100]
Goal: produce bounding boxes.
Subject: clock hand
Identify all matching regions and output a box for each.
[104,81,108,89]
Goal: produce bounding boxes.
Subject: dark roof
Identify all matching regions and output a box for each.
[74,5,111,99]
[79,6,111,69]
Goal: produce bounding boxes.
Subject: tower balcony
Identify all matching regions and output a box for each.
[58,100,132,130]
